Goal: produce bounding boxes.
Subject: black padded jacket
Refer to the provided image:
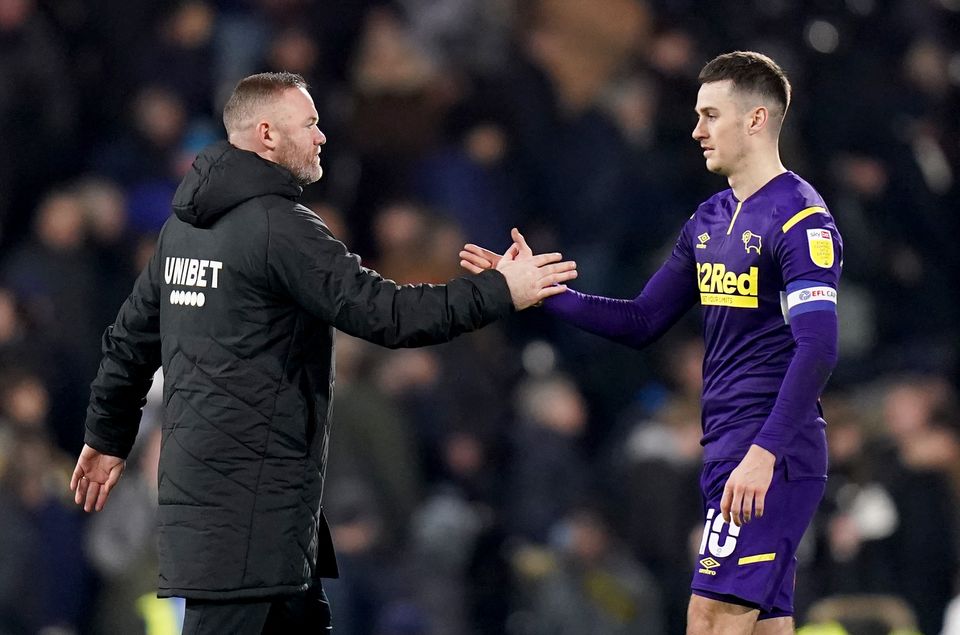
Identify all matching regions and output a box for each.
[84,141,514,600]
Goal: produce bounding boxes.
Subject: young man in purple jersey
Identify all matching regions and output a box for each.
[461,51,842,634]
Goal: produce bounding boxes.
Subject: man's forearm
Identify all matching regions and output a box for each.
[544,264,696,349]
[752,311,839,457]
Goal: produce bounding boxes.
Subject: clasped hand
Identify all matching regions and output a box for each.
[462,228,576,310]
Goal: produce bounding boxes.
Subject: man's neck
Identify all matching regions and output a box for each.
[727,149,787,201]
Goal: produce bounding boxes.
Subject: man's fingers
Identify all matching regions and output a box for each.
[720,485,733,524]
[460,260,485,274]
[501,244,520,262]
[70,466,83,492]
[540,261,577,275]
[730,487,744,527]
[539,269,578,287]
[742,490,754,524]
[462,244,500,262]
[106,464,124,489]
[74,476,87,505]
[529,252,564,266]
[458,250,492,265]
[538,284,569,300]
[95,483,112,512]
[83,481,101,513]
[754,489,766,519]
[511,227,533,257]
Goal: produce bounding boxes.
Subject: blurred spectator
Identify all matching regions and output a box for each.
[0,287,32,371]
[1,190,101,450]
[410,121,519,250]
[807,380,960,635]
[74,177,140,326]
[797,593,920,635]
[0,0,78,244]
[0,372,90,633]
[92,84,189,190]
[85,426,183,635]
[400,0,516,75]
[607,336,703,633]
[371,202,455,283]
[325,334,424,549]
[516,506,666,634]
[345,8,459,247]
[133,1,217,117]
[507,373,591,543]
[323,480,397,635]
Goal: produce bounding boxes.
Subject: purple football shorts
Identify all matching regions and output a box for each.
[691,459,825,618]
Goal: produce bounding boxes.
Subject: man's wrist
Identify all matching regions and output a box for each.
[748,443,777,465]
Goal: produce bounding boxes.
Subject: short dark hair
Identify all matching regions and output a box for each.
[222,72,308,136]
[698,51,791,120]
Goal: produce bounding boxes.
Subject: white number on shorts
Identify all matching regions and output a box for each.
[698,508,740,559]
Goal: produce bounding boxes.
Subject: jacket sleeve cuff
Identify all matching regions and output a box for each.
[473,269,515,321]
[84,422,137,459]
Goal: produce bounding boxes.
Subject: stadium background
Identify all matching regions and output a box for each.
[1,0,959,633]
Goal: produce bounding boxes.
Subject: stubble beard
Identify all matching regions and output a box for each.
[277,139,322,186]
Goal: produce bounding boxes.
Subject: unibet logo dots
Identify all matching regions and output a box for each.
[170,290,206,307]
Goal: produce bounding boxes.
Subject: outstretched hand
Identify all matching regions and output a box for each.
[71,444,126,512]
[459,228,575,309]
[460,227,533,273]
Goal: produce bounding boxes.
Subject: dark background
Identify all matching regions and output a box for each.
[0,0,958,633]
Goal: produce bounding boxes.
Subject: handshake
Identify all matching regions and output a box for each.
[459,227,576,311]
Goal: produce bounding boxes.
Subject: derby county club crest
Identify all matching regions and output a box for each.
[742,230,761,255]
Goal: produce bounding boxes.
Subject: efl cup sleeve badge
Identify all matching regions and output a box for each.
[806,229,834,268]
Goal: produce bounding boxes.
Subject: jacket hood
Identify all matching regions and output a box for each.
[173,141,303,228]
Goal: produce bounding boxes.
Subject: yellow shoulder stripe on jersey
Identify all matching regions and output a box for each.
[782,206,827,233]
[738,553,777,565]
[726,200,744,235]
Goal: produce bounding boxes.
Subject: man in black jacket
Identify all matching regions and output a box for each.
[70,72,576,634]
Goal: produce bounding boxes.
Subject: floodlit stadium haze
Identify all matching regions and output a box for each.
[1,1,958,633]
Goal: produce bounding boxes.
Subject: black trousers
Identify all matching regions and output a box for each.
[181,583,332,634]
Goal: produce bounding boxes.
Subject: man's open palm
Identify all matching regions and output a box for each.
[71,444,125,512]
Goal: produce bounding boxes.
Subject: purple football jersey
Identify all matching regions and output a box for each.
[665,172,842,477]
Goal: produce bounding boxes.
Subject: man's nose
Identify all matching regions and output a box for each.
[316,130,327,145]
[692,121,705,141]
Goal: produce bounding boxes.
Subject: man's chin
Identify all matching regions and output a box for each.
[704,159,726,175]
[295,167,323,186]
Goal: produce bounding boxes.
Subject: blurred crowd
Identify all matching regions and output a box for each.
[1,0,959,633]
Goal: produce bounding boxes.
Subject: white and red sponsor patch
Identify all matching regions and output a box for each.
[806,229,835,268]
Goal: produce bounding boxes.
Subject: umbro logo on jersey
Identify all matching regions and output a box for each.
[697,233,711,249]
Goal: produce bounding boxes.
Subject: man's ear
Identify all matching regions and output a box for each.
[257,121,278,150]
[747,106,769,136]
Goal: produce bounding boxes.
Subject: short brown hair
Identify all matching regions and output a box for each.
[222,72,308,135]
[699,51,791,120]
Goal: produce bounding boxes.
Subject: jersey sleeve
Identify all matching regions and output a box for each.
[663,213,699,277]
[772,206,843,321]
[543,214,699,349]
[752,205,843,462]
[543,263,697,350]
